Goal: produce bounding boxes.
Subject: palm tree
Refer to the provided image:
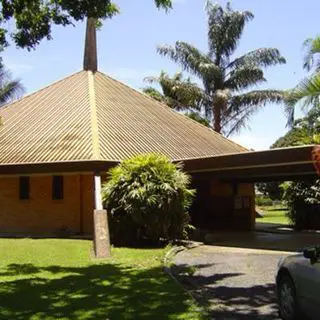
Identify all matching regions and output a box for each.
[285,35,320,126]
[156,1,286,136]
[143,71,204,110]
[143,71,210,126]
[0,64,24,107]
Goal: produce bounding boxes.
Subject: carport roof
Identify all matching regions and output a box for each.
[183,145,318,181]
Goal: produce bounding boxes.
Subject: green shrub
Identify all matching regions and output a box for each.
[255,195,273,207]
[102,153,195,246]
[284,179,320,230]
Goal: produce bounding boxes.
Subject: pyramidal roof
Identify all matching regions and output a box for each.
[0,19,247,166]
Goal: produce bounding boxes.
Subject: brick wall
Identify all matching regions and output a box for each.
[0,174,94,234]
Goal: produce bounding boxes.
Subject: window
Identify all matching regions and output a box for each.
[52,176,63,200]
[19,176,30,200]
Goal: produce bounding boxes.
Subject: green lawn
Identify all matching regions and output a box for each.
[0,239,204,320]
[256,206,290,225]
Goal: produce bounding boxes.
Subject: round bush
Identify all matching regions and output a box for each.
[102,153,195,245]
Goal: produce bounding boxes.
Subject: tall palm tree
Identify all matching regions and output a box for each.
[156,1,286,136]
[0,64,24,107]
[285,35,320,126]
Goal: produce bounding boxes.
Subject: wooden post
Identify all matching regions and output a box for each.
[93,173,111,258]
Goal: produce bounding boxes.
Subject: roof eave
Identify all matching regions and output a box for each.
[180,145,317,181]
[0,160,119,175]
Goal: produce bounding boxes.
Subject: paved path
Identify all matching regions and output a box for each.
[173,245,292,319]
[204,230,320,252]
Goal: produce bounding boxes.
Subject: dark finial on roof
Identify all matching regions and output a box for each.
[83,17,98,72]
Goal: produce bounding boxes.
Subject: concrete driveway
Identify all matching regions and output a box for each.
[173,230,320,318]
[204,230,320,252]
[173,245,289,319]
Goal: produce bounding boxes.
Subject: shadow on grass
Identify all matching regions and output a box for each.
[0,263,199,320]
[172,264,278,319]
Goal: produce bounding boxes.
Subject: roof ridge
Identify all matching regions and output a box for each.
[0,70,86,112]
[88,71,101,160]
[96,71,248,152]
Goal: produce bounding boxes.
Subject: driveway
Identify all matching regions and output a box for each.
[173,245,291,319]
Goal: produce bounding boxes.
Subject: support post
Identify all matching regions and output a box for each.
[93,173,111,258]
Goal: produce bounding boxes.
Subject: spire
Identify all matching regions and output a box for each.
[83,17,98,72]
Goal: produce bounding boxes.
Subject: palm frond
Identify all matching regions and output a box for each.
[143,75,159,84]
[142,86,165,103]
[228,48,286,69]
[206,1,253,63]
[225,66,265,91]
[228,90,284,114]
[224,90,284,135]
[283,91,296,128]
[284,73,320,126]
[224,106,256,136]
[303,36,320,72]
[154,0,173,10]
[144,71,206,110]
[289,73,320,104]
[0,68,24,106]
[157,42,221,84]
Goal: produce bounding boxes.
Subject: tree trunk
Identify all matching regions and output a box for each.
[213,102,222,133]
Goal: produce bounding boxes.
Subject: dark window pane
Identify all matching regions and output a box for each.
[19,176,30,200]
[52,176,63,200]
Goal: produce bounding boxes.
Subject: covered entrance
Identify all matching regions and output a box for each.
[182,145,317,232]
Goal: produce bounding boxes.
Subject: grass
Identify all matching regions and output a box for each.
[256,206,290,225]
[0,239,204,320]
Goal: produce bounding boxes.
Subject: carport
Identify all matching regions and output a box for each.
[180,145,318,231]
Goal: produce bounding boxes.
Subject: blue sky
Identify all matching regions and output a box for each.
[1,0,317,150]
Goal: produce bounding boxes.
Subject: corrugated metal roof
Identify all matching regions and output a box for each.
[0,70,247,165]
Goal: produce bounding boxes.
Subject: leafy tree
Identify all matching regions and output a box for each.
[156,1,285,135]
[285,35,320,125]
[0,63,24,108]
[273,108,320,147]
[102,153,195,245]
[0,0,172,50]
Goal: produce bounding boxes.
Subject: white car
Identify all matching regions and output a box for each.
[276,247,320,320]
